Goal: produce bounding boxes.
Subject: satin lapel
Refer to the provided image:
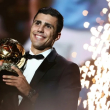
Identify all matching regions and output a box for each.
[30,58,55,88]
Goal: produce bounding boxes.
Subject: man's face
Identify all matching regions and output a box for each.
[30,13,58,51]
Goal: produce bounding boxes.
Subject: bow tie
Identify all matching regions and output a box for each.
[24,53,44,60]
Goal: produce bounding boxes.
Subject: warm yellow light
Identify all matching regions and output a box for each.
[85,61,90,67]
[82,10,88,16]
[71,52,77,58]
[89,65,94,71]
[80,2,110,110]
[78,97,82,106]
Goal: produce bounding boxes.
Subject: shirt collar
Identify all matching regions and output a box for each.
[29,48,52,58]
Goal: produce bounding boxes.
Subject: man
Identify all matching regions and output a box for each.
[0,7,81,110]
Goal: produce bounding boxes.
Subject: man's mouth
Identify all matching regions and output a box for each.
[34,34,46,39]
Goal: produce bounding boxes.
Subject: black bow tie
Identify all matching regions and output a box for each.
[24,53,44,60]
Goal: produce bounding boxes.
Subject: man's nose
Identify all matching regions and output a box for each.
[38,25,44,33]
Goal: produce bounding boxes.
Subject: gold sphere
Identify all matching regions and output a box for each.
[0,38,26,72]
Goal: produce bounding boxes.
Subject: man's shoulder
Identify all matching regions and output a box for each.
[56,53,78,67]
[49,48,79,67]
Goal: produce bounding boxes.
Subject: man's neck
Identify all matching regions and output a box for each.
[31,47,51,55]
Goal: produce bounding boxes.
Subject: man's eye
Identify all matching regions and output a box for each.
[46,25,51,29]
[35,22,40,25]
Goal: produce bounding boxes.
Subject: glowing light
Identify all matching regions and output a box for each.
[90,27,96,32]
[88,46,94,52]
[89,65,94,71]
[95,38,100,44]
[90,27,100,36]
[82,10,89,16]
[97,26,103,32]
[85,61,90,67]
[83,100,87,108]
[79,1,110,110]
[108,13,110,22]
[83,43,89,50]
[104,23,110,30]
[108,2,110,8]
[90,36,96,42]
[102,8,108,14]
[78,97,82,106]
[84,22,90,28]
[71,52,77,58]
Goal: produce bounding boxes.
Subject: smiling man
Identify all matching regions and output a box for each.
[30,13,60,52]
[0,7,81,110]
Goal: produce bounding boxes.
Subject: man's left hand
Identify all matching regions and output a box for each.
[3,66,31,96]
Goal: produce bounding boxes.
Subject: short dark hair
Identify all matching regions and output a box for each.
[33,7,64,34]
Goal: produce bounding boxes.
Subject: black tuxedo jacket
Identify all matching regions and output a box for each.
[0,48,81,110]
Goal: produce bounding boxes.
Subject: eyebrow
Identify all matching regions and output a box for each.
[33,20,54,29]
[45,23,54,29]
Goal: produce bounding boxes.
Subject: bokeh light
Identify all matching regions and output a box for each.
[84,22,90,28]
[71,52,77,58]
[82,10,89,16]
[80,1,110,110]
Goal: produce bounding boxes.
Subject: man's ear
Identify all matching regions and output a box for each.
[51,33,61,46]
[55,33,61,41]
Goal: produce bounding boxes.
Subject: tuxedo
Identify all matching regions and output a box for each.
[0,48,81,110]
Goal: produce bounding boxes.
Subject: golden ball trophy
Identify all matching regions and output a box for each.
[0,38,26,94]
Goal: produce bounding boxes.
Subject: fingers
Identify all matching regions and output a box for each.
[2,72,31,95]
[3,75,18,80]
[3,79,16,85]
[11,66,23,76]
[3,75,17,86]
[3,79,19,87]
[3,75,25,86]
[3,75,25,82]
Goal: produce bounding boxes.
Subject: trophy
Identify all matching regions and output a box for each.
[0,38,26,93]
[0,38,26,73]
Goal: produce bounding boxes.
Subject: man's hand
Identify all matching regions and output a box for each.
[2,65,31,96]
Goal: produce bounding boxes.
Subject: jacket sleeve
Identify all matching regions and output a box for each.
[56,62,81,110]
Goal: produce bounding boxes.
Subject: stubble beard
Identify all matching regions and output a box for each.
[33,37,54,50]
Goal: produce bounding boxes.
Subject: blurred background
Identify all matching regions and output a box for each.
[0,0,110,109]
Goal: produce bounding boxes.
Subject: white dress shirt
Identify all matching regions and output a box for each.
[18,48,52,104]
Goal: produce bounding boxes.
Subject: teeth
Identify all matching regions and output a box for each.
[36,35,42,38]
